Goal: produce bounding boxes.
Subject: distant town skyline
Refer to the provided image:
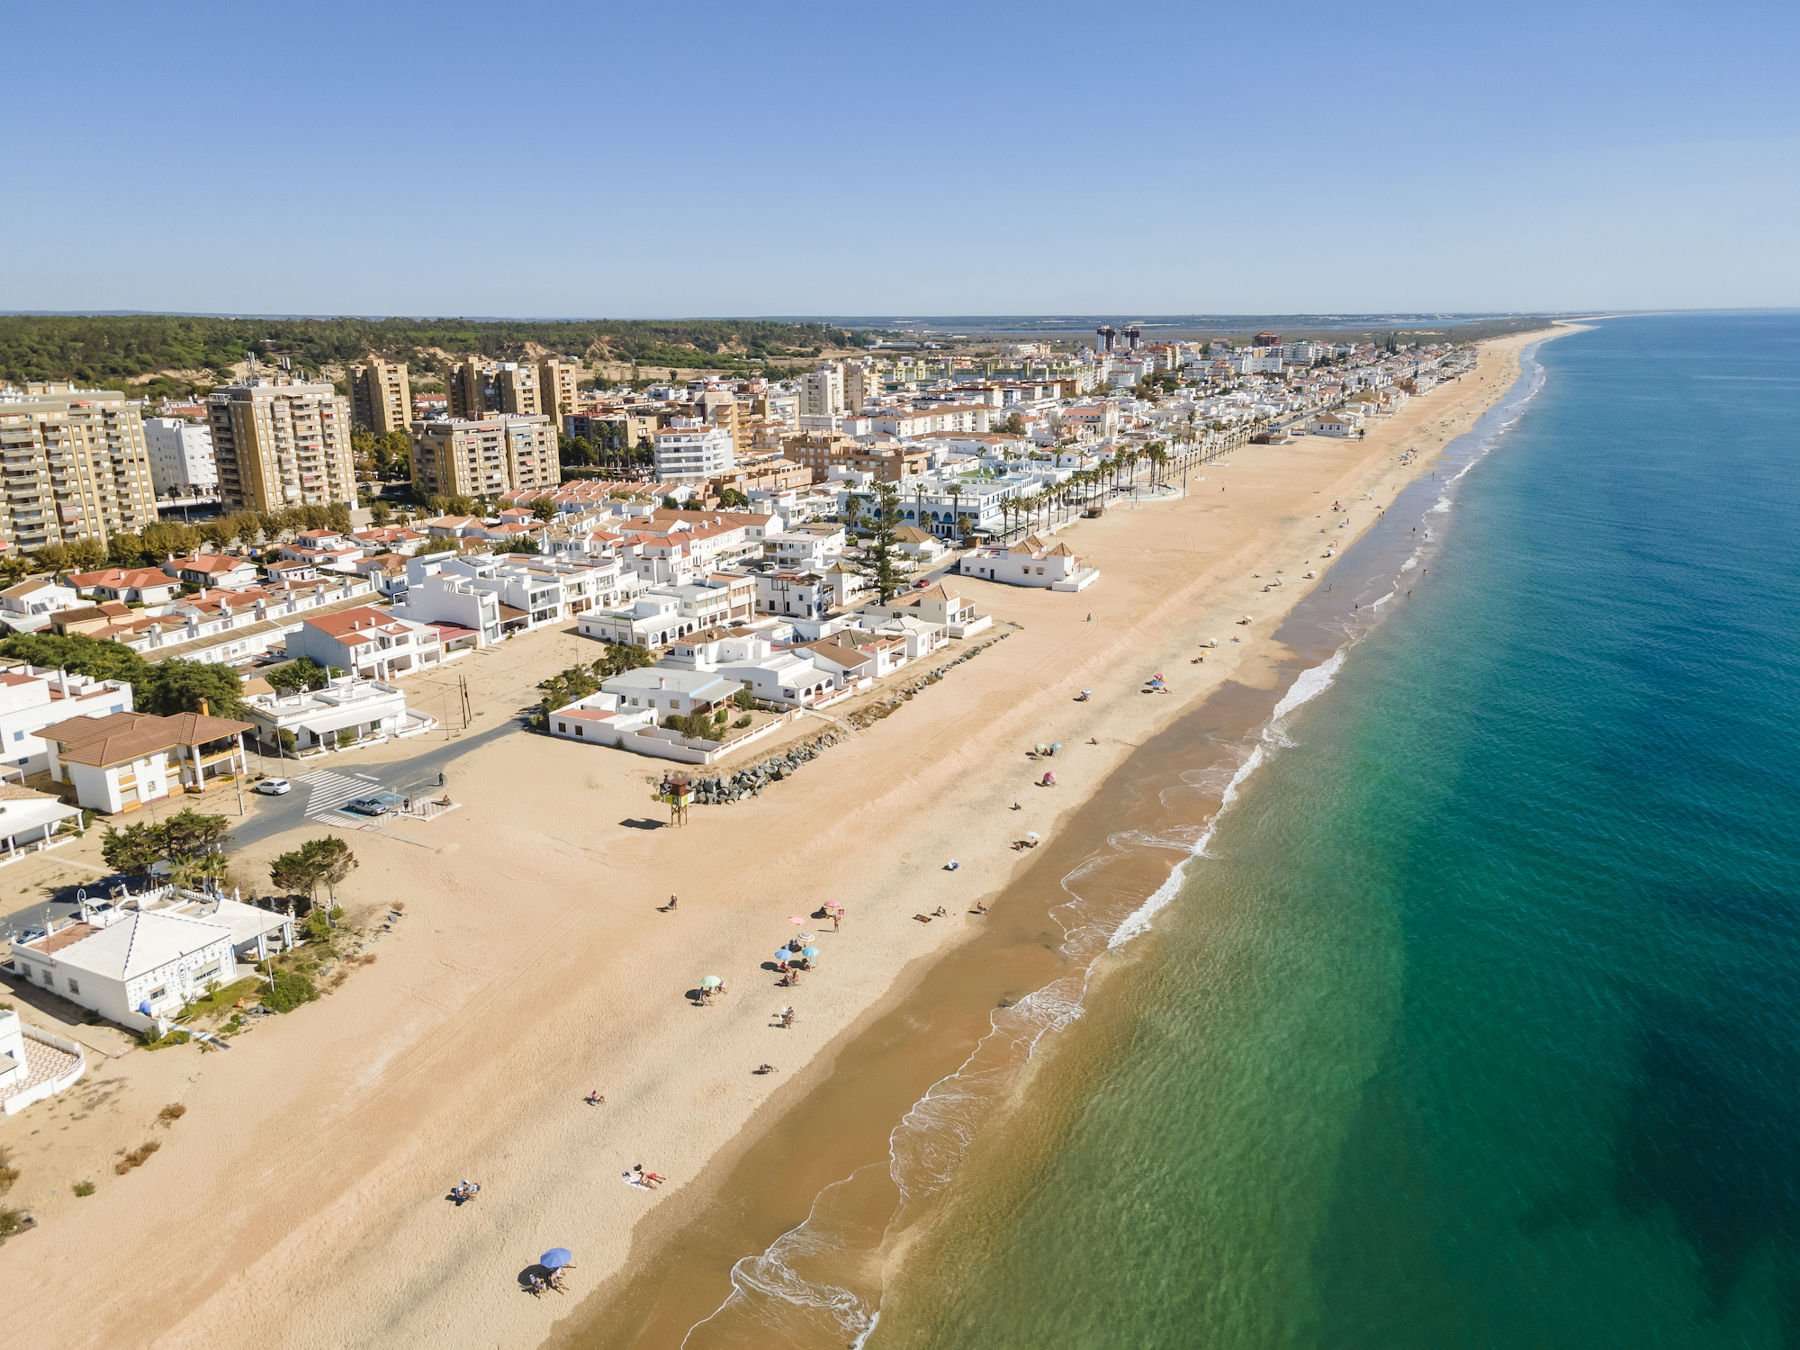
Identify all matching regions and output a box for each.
[6,1,1798,315]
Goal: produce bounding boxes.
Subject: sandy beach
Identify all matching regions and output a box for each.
[0,328,1557,1348]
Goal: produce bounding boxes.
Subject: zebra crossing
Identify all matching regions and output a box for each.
[297,768,384,821]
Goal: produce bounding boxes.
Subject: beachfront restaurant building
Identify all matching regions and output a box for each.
[243,677,435,756]
[8,890,295,1033]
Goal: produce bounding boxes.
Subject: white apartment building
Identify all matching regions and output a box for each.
[652,420,736,480]
[800,366,845,418]
[0,666,134,774]
[287,605,445,681]
[578,576,755,647]
[143,417,220,495]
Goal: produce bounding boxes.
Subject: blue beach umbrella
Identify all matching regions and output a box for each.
[775,949,794,963]
[541,1248,573,1270]
[801,946,820,960]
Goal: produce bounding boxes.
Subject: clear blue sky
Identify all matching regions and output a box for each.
[5,0,1797,317]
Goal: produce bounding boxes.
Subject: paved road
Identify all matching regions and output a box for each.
[228,719,521,850]
[0,720,522,942]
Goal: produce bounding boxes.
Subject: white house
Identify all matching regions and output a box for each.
[600,666,744,719]
[1309,411,1363,437]
[287,606,446,682]
[243,677,435,755]
[754,565,863,621]
[959,536,1100,591]
[0,664,134,775]
[661,631,841,709]
[39,710,253,815]
[862,583,992,639]
[162,553,260,591]
[0,577,80,632]
[63,566,181,606]
[8,889,295,1034]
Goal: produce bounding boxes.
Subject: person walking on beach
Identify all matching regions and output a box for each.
[832,908,842,932]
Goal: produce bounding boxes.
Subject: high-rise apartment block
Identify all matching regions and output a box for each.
[493,363,541,416]
[411,414,560,500]
[206,380,357,513]
[448,359,490,420]
[349,358,413,436]
[799,365,845,418]
[844,361,880,412]
[536,358,580,423]
[0,384,158,552]
[143,416,220,495]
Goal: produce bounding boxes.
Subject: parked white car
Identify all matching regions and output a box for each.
[255,778,292,796]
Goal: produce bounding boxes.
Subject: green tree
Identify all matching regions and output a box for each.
[101,822,166,880]
[854,481,907,604]
[265,657,333,696]
[140,660,245,718]
[717,487,749,508]
[0,632,147,684]
[530,497,556,522]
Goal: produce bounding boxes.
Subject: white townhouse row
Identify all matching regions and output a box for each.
[106,576,376,663]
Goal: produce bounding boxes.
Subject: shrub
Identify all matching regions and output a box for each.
[0,1147,18,1194]
[72,1180,96,1198]
[114,1140,161,1174]
[141,1028,191,1052]
[733,715,751,729]
[157,1103,187,1126]
[0,1208,25,1238]
[264,967,318,1014]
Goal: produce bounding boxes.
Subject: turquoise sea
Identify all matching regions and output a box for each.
[867,313,1800,1348]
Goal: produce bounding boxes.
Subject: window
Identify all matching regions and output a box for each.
[69,978,80,995]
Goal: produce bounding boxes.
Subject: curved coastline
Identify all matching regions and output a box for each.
[557,328,1572,1350]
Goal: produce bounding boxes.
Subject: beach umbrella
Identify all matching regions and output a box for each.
[788,915,805,924]
[540,1248,573,1270]
[700,975,723,990]
[796,932,817,944]
[801,946,820,960]
[774,949,794,963]
[1027,832,1039,842]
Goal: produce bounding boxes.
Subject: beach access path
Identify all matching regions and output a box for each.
[0,329,1556,1350]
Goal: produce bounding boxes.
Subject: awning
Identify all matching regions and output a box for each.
[282,703,389,737]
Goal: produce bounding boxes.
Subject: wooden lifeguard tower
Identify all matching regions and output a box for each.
[657,772,693,827]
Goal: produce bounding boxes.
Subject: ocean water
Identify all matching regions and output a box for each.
[869,313,1800,1348]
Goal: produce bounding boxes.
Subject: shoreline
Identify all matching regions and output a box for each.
[551,327,1572,1347]
[2,328,1562,1349]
